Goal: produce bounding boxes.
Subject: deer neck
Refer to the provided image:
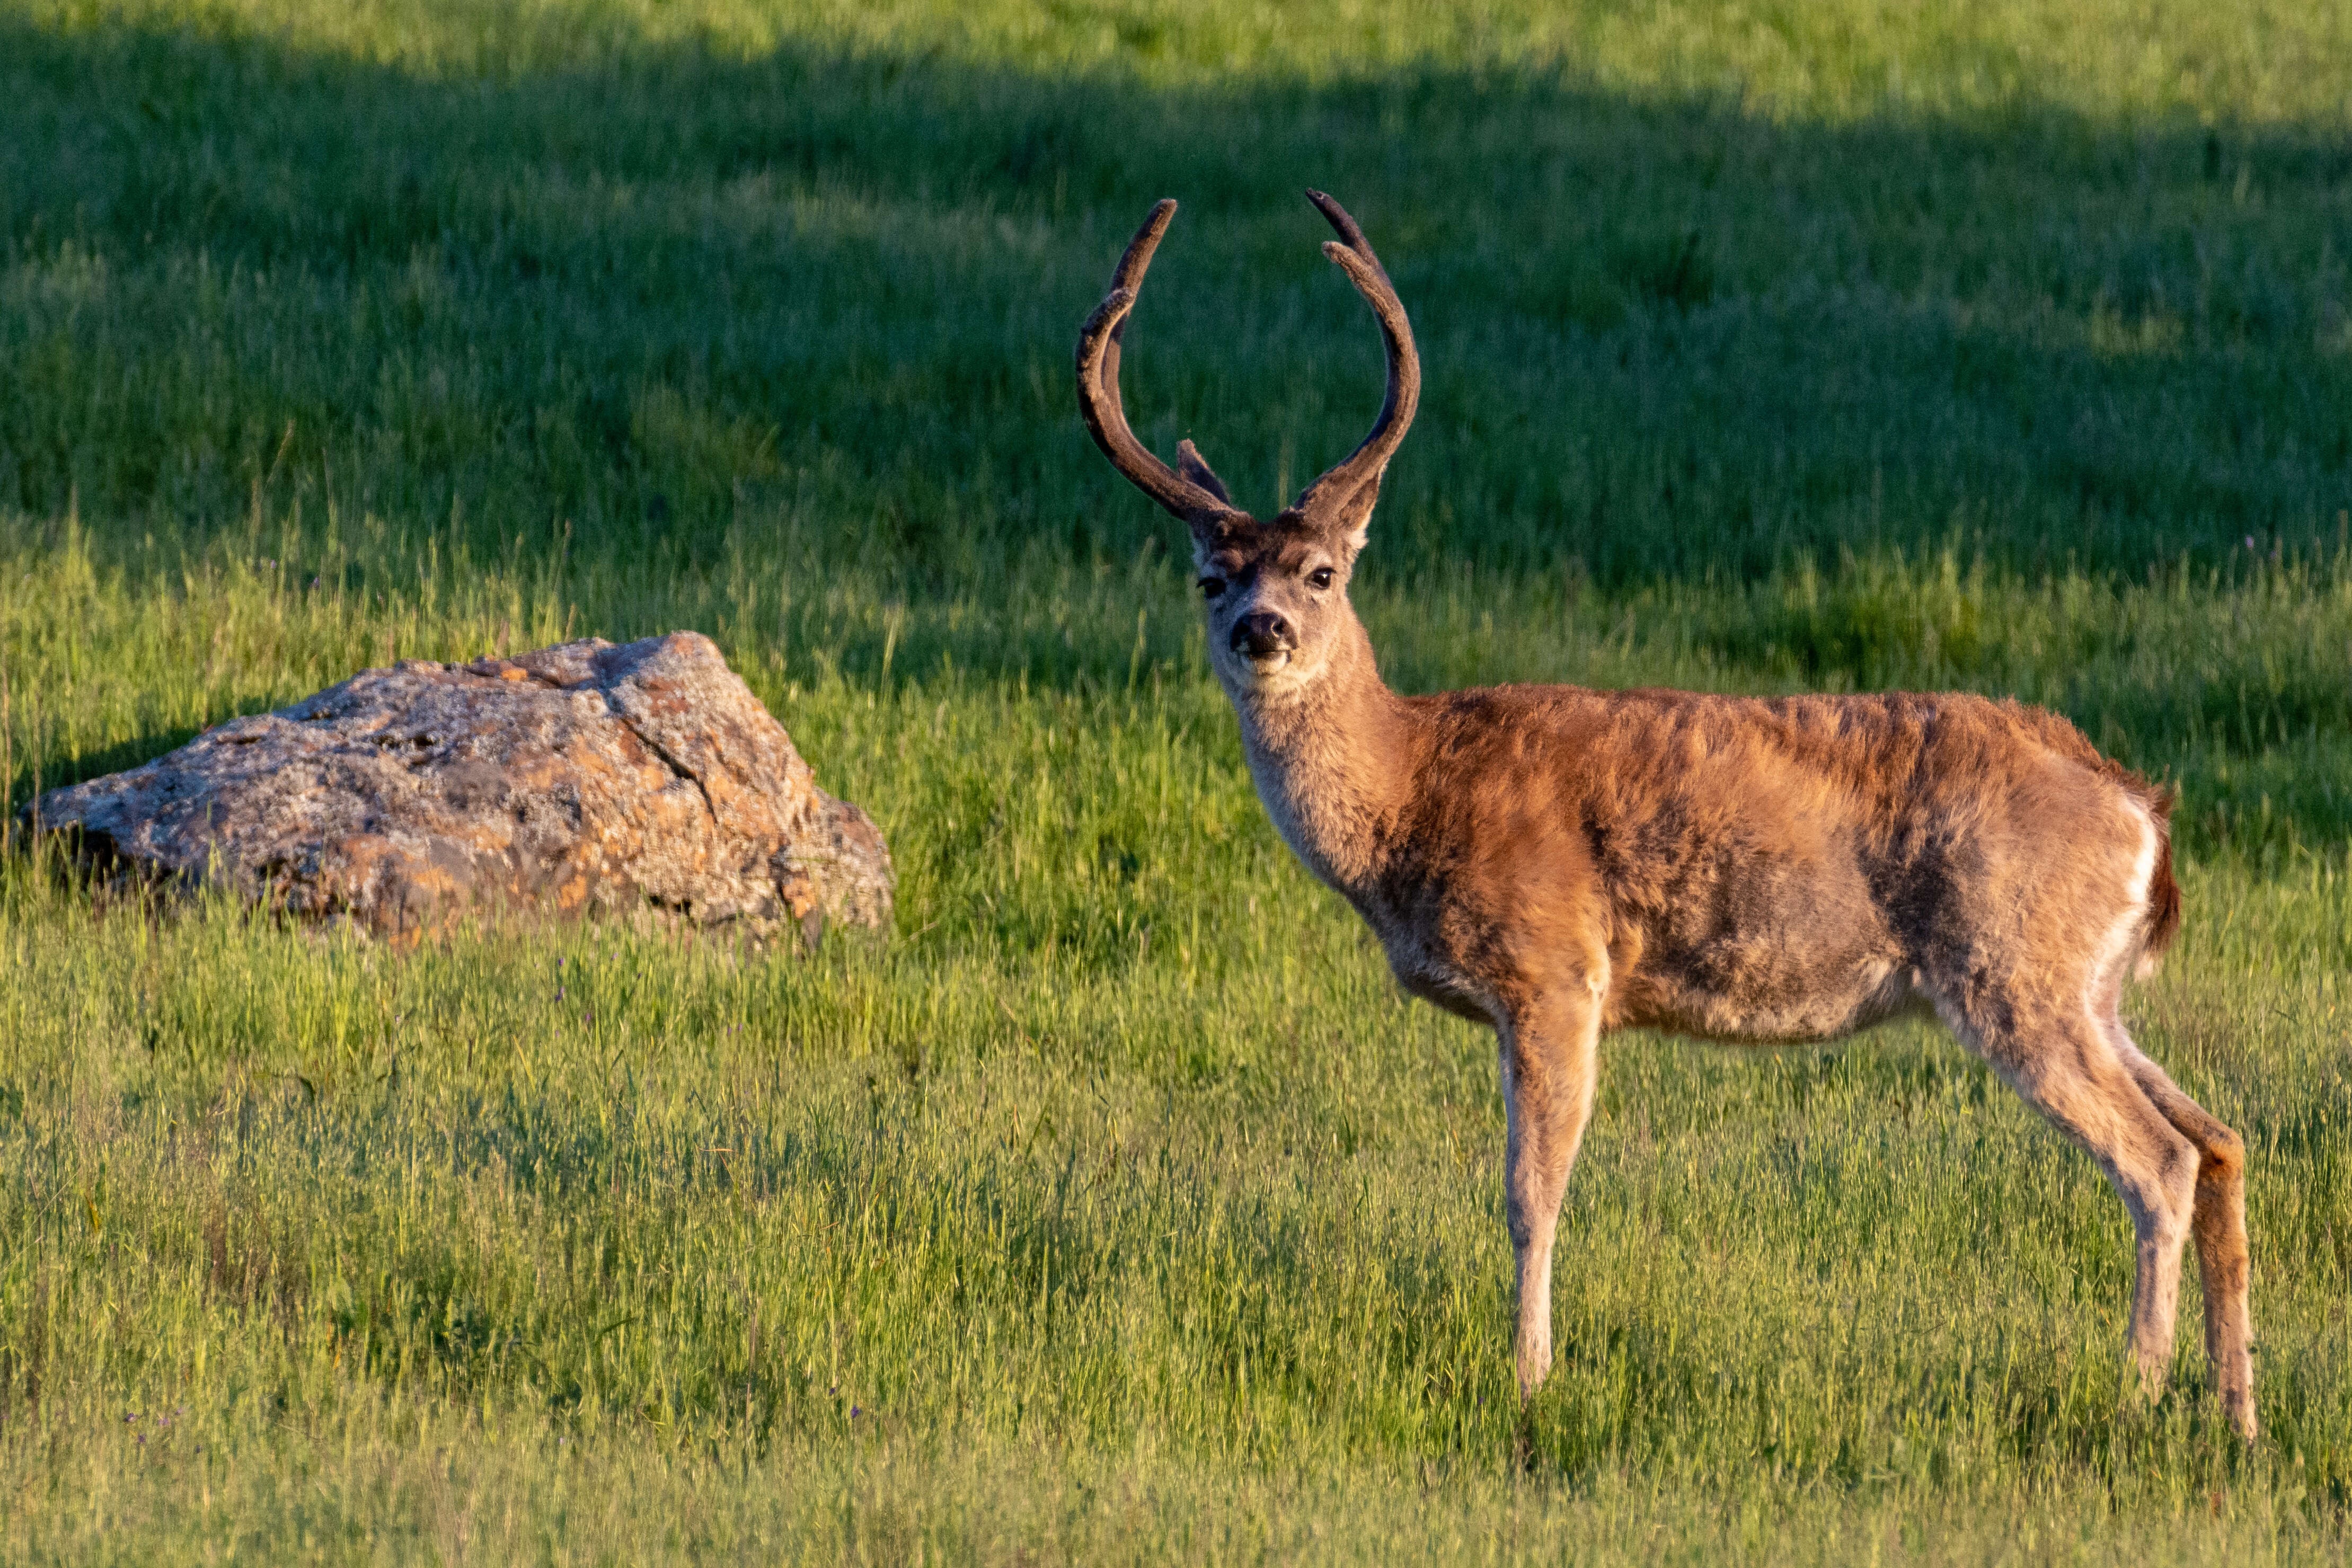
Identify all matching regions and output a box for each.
[1225,610,1412,893]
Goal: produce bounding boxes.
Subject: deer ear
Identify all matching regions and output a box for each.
[1322,471,1382,557]
[1175,439,1233,505]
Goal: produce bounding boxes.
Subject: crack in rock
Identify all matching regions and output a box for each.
[605,702,720,822]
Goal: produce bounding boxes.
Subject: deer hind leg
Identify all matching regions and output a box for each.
[2102,1026,2257,1439]
[1496,985,1601,1401]
[1935,987,2200,1403]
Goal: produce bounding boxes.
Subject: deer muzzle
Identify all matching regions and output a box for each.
[1231,610,1295,662]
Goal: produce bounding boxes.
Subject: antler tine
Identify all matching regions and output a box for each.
[1293,190,1420,521]
[1076,199,1241,526]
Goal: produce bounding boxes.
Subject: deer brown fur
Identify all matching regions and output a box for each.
[1076,194,2256,1440]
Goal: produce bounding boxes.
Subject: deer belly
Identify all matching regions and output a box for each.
[1623,948,1923,1043]
[1376,928,1493,1021]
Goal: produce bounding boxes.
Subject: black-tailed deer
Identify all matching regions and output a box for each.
[1076,193,2256,1439]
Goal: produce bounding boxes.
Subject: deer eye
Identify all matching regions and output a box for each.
[1307,566,1334,590]
[1197,576,1226,599]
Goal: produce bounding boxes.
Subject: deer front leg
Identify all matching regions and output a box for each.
[1497,987,1602,1400]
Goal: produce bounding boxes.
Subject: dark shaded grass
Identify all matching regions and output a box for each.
[5,12,2351,589]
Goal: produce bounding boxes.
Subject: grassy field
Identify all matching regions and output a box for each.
[3,0,2350,1560]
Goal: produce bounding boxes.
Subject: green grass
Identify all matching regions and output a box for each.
[3,0,2351,1560]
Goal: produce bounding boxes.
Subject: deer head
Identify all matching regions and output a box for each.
[1076,193,1420,699]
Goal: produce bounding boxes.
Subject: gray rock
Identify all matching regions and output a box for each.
[21,632,892,939]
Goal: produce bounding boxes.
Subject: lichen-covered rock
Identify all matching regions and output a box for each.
[21,632,892,939]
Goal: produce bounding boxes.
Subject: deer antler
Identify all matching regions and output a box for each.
[1291,190,1420,524]
[1075,200,1249,528]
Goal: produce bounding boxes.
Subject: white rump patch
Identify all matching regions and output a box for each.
[2093,801,2162,1004]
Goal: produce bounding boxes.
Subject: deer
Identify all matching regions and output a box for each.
[1075,193,2257,1441]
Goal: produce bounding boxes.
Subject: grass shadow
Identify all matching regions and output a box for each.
[3,11,2348,589]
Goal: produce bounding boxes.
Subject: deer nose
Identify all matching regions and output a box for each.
[1231,611,1295,658]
